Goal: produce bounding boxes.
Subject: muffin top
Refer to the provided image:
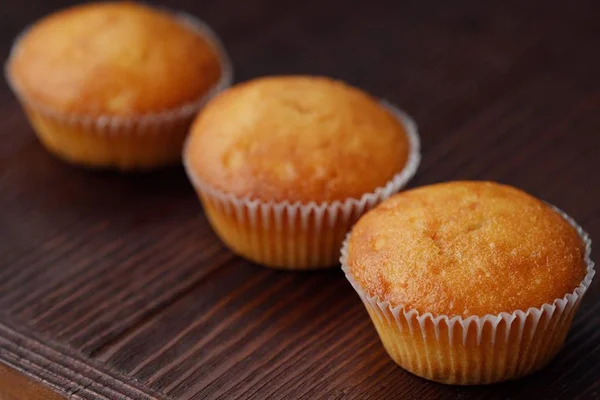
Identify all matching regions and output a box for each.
[346,181,587,317]
[7,2,222,116]
[185,76,411,203]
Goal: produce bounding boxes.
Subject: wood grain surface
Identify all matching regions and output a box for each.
[1,0,599,399]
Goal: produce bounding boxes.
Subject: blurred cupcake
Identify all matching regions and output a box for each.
[342,181,594,384]
[5,2,232,170]
[184,76,420,269]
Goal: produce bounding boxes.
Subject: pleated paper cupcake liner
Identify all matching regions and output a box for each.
[341,206,595,384]
[183,102,421,270]
[5,11,233,170]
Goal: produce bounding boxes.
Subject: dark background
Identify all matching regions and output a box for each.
[0,0,599,399]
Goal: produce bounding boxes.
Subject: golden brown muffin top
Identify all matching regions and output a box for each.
[185,76,411,203]
[346,181,587,317]
[7,2,222,116]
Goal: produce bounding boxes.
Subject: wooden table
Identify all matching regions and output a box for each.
[1,0,599,399]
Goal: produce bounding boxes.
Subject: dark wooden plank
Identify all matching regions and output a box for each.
[0,318,167,400]
[1,0,599,399]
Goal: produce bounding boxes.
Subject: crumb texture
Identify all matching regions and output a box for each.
[347,181,587,317]
[8,2,222,115]
[185,76,410,203]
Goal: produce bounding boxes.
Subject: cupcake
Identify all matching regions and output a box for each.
[184,76,420,269]
[5,2,232,170]
[342,181,594,384]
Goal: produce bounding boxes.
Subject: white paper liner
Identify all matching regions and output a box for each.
[340,205,595,384]
[183,102,421,269]
[4,7,233,135]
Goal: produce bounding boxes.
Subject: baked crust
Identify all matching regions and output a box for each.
[185,76,410,203]
[7,2,222,116]
[347,181,586,317]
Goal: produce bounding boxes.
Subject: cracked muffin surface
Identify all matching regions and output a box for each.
[7,2,222,116]
[346,181,587,317]
[184,76,410,203]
